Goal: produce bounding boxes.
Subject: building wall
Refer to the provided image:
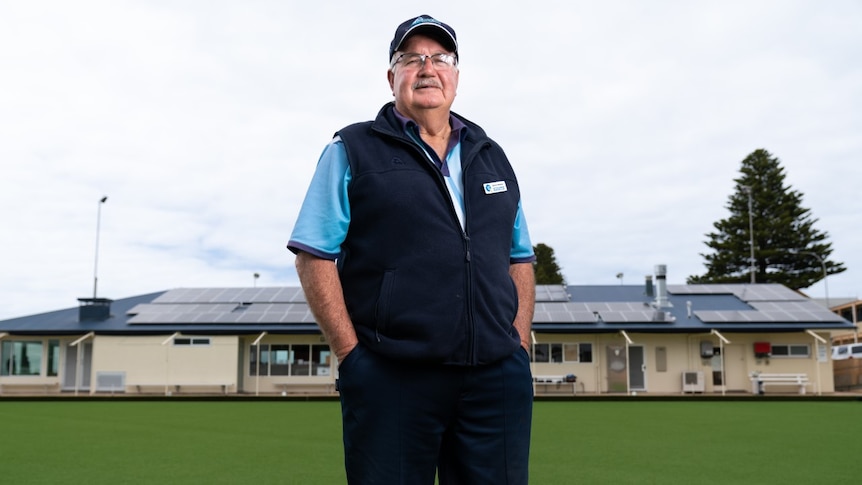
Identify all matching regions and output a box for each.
[92,335,239,393]
[531,331,834,395]
[239,334,336,395]
[0,330,838,395]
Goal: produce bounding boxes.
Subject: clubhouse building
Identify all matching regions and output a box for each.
[0,265,855,396]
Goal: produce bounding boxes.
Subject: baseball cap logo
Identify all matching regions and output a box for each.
[412,16,440,27]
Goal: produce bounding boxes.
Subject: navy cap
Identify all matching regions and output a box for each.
[389,15,458,61]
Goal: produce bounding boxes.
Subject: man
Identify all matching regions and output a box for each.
[288,14,536,484]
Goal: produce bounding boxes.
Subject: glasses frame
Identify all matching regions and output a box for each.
[391,52,458,71]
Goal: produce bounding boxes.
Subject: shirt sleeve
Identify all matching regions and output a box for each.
[510,200,536,263]
[287,138,351,259]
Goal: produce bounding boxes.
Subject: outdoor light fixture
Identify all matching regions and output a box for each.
[785,249,829,308]
[93,196,108,299]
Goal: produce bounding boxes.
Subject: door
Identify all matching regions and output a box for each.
[628,345,646,391]
[606,345,627,393]
[62,342,92,391]
[721,344,747,391]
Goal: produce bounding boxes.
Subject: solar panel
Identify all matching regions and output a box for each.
[695,300,846,323]
[151,287,307,305]
[535,285,570,303]
[531,301,676,323]
[668,284,803,302]
[128,299,316,325]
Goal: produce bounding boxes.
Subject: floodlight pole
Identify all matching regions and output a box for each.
[93,196,108,299]
[794,251,829,309]
[742,186,755,283]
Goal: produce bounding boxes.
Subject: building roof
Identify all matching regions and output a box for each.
[0,283,854,336]
[536,283,853,334]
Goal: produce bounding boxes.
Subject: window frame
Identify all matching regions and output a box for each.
[770,343,810,358]
[532,342,593,363]
[249,343,332,377]
[1,340,45,376]
[173,337,211,347]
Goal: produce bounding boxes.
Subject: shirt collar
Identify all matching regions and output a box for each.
[392,108,468,151]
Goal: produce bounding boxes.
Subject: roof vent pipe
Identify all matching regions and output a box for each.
[645,275,654,297]
[654,264,671,308]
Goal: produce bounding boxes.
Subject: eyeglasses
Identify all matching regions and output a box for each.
[391,52,457,71]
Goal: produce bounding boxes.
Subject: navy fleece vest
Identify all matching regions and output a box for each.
[336,103,523,366]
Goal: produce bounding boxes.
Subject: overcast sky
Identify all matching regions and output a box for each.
[1,0,860,320]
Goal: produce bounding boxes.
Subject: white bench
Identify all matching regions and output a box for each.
[133,383,233,395]
[749,373,811,395]
[533,375,577,395]
[275,382,336,396]
[0,382,60,395]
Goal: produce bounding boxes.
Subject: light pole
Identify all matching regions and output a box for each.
[792,250,829,309]
[741,185,755,283]
[93,196,108,299]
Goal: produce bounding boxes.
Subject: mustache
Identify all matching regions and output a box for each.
[413,79,442,89]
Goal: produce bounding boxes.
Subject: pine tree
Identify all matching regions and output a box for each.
[533,243,566,285]
[688,148,845,289]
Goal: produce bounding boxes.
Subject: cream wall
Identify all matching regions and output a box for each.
[529,334,599,394]
[0,331,838,395]
[532,331,835,395]
[92,335,239,393]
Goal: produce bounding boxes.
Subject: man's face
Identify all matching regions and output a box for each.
[388,34,459,116]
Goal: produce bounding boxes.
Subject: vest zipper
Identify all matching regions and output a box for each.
[464,234,477,365]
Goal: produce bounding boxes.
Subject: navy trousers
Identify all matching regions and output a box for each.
[337,344,533,485]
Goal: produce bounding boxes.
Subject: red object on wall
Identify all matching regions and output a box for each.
[754,342,771,355]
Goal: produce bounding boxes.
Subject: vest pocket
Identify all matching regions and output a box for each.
[374,270,396,337]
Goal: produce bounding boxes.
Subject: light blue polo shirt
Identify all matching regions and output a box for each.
[288,115,534,263]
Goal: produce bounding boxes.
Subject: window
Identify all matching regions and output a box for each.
[1,341,43,376]
[563,343,592,363]
[533,342,591,363]
[292,345,311,376]
[249,343,332,377]
[533,343,549,362]
[270,345,290,376]
[578,343,593,363]
[173,337,210,346]
[311,345,331,376]
[532,343,563,362]
[770,344,810,358]
[48,340,60,377]
[250,344,270,376]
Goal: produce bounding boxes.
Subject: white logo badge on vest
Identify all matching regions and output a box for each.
[483,181,508,194]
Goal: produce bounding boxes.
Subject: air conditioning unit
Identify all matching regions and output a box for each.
[96,371,126,393]
[682,371,704,393]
